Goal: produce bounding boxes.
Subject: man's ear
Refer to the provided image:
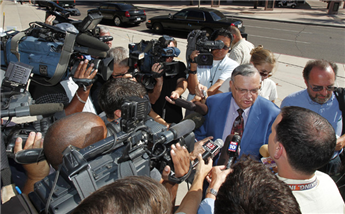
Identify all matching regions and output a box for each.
[273,142,284,159]
[114,109,121,119]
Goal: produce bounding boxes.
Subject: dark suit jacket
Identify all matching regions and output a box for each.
[194,92,280,160]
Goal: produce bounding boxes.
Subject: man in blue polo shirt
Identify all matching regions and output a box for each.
[281,59,344,176]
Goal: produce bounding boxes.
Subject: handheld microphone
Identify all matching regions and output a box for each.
[226,134,241,169]
[173,98,208,116]
[192,139,224,168]
[259,144,277,168]
[1,103,64,118]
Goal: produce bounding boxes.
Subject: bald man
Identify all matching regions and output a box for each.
[14,112,107,194]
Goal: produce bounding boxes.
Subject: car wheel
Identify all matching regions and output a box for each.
[114,16,122,27]
[291,4,296,8]
[202,28,213,37]
[153,23,163,34]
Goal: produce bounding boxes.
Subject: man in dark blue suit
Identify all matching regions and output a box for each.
[194,64,280,161]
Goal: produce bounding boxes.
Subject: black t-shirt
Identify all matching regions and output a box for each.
[152,61,186,124]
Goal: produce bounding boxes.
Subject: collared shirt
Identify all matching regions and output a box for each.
[222,96,251,142]
[187,57,238,101]
[281,89,342,136]
[228,38,254,65]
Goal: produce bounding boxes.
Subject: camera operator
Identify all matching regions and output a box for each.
[99,26,113,49]
[187,28,238,102]
[12,112,107,194]
[149,38,188,124]
[29,59,98,117]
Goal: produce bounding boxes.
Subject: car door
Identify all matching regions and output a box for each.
[185,11,206,31]
[165,10,188,30]
[98,5,113,20]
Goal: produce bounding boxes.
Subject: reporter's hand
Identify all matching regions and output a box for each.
[45,15,56,25]
[335,135,345,151]
[164,91,180,105]
[14,132,50,184]
[195,153,213,180]
[206,165,232,194]
[190,137,213,161]
[162,143,190,181]
[195,84,208,100]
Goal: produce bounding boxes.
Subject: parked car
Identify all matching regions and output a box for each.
[87,2,146,27]
[277,1,297,8]
[146,7,246,38]
[38,0,75,9]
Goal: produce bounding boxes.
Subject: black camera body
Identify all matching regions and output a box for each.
[28,97,195,213]
[128,36,181,90]
[186,30,224,66]
[195,32,224,66]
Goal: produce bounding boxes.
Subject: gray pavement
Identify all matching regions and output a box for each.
[1,0,345,206]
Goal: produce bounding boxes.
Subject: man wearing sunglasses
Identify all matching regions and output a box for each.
[281,59,344,177]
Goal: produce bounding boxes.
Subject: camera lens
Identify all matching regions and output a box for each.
[201,55,209,62]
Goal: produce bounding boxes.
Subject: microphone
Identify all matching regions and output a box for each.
[169,119,195,140]
[183,112,205,130]
[73,46,108,58]
[259,144,270,157]
[1,103,64,118]
[76,33,109,51]
[14,148,46,164]
[259,144,277,168]
[192,139,224,168]
[173,98,208,116]
[226,134,241,169]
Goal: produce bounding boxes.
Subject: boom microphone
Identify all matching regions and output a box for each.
[169,119,195,139]
[226,134,241,169]
[76,33,109,51]
[1,103,64,118]
[192,139,224,168]
[173,98,208,116]
[73,46,108,58]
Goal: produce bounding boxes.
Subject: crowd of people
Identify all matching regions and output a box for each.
[1,15,345,214]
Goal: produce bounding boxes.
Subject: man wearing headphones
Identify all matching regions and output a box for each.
[187,28,238,102]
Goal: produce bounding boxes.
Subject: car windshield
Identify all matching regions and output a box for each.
[209,10,225,21]
[117,3,135,10]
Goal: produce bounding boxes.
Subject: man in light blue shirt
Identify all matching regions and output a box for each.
[281,59,344,176]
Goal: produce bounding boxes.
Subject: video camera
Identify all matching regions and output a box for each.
[1,12,114,87]
[186,30,224,66]
[128,35,181,90]
[24,96,195,213]
[1,62,64,159]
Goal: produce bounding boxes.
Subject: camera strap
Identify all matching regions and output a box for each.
[209,57,224,86]
[168,161,193,184]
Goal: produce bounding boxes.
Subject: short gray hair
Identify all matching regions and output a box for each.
[231,64,260,82]
[99,26,109,34]
[109,47,129,67]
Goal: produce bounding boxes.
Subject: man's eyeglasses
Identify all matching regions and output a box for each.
[308,83,337,92]
[234,84,260,95]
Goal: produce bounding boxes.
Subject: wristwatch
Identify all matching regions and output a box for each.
[188,69,197,74]
[206,188,218,197]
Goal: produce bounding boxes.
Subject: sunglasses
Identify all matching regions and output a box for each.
[309,85,337,92]
[222,45,231,50]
